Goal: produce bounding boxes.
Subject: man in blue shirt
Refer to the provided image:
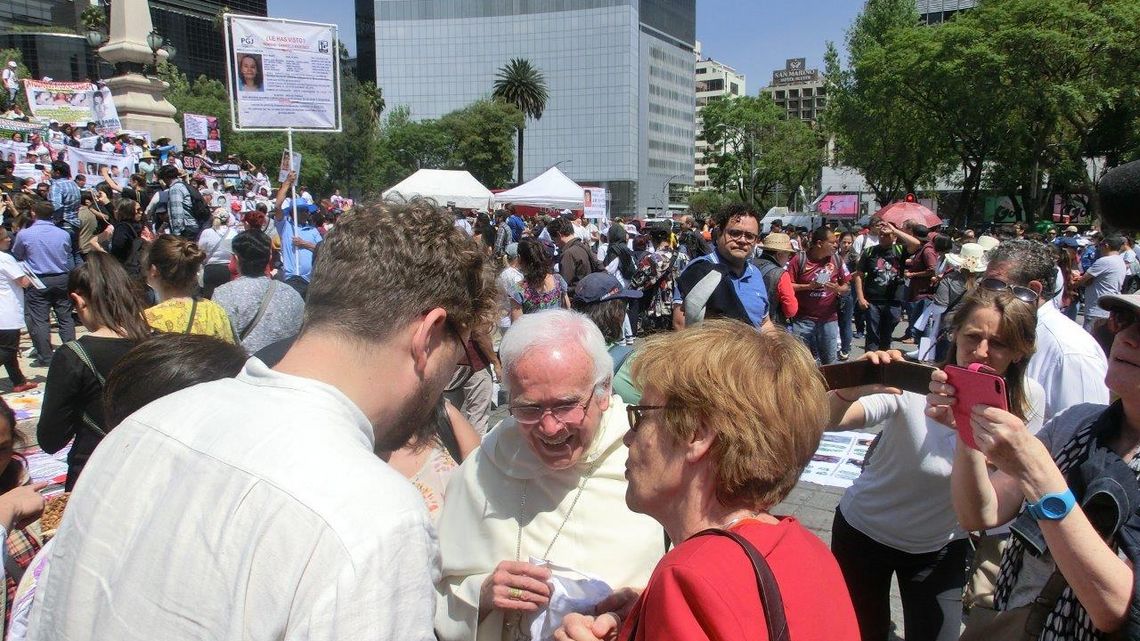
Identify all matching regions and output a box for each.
[273,172,323,299]
[671,203,773,331]
[506,206,526,242]
[11,201,76,365]
[48,161,81,268]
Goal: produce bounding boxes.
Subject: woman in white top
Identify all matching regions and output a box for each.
[0,228,34,392]
[826,287,1044,641]
[197,212,239,299]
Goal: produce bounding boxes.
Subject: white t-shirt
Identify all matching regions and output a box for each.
[2,68,17,90]
[496,265,523,329]
[852,233,879,257]
[1026,303,1109,417]
[840,382,1045,554]
[197,225,238,266]
[1050,265,1064,310]
[28,359,439,641]
[0,253,27,329]
[1083,254,1126,318]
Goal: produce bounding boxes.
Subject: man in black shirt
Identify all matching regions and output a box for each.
[853,218,922,350]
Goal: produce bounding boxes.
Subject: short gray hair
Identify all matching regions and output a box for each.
[987,239,1057,297]
[499,309,613,393]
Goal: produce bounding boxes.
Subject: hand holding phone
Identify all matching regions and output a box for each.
[943,363,1009,450]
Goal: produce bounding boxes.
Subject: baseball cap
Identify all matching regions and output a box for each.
[1099,293,1140,317]
[1065,225,1079,233]
[572,272,643,305]
[7,61,16,68]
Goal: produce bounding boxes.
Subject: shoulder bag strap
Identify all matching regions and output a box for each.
[183,296,199,334]
[626,527,791,641]
[63,341,108,437]
[691,528,791,641]
[239,280,278,341]
[683,269,722,326]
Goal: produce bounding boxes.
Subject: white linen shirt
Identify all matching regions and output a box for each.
[1026,303,1110,417]
[28,358,439,641]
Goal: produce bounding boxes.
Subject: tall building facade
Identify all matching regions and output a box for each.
[761,58,826,123]
[693,43,744,191]
[0,0,267,83]
[361,0,696,217]
[917,0,976,24]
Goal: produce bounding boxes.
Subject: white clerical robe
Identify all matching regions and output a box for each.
[435,395,664,641]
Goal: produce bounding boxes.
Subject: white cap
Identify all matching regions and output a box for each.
[7,61,16,68]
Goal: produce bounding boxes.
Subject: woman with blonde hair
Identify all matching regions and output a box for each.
[143,234,235,342]
[827,288,1044,641]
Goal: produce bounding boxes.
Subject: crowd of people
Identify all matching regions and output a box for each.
[0,154,1135,641]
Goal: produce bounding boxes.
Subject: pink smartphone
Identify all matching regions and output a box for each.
[943,363,1008,450]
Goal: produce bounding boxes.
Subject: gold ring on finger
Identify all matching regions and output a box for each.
[509,587,523,600]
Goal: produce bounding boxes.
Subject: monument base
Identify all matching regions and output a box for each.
[105,72,181,144]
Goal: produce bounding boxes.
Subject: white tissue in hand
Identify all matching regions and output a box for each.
[526,557,613,641]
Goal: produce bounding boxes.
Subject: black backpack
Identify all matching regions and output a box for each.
[606,243,637,280]
[756,258,787,325]
[185,182,213,228]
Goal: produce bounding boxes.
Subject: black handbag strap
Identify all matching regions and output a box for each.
[626,527,790,641]
[239,280,277,341]
[183,296,199,334]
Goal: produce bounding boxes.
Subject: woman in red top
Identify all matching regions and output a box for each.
[556,320,859,641]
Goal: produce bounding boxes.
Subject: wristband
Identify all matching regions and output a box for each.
[1026,488,1076,521]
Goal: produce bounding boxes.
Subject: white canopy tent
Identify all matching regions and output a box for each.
[383,169,493,211]
[493,166,584,210]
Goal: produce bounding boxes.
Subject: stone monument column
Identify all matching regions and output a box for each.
[99,0,181,143]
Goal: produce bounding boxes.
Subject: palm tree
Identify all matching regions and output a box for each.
[492,58,548,185]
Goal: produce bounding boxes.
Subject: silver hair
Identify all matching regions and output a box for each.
[987,239,1058,298]
[499,309,613,393]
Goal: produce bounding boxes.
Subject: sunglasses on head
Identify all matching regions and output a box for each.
[978,277,1039,304]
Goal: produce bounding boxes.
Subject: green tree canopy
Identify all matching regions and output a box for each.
[492,58,548,185]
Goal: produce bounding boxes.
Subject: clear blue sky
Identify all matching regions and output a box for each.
[265,0,865,91]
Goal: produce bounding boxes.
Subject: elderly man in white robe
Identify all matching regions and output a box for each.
[435,309,664,641]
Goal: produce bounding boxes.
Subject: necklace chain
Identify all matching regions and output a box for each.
[515,458,603,563]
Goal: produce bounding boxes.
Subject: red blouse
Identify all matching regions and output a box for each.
[618,517,859,641]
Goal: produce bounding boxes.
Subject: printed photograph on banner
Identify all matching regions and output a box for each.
[583,187,607,222]
[184,113,222,155]
[226,15,340,130]
[22,80,95,125]
[65,148,136,187]
[93,86,122,136]
[278,149,301,183]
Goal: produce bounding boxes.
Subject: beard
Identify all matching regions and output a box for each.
[374,363,459,453]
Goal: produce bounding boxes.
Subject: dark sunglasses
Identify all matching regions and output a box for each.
[978,278,1039,304]
[626,405,667,432]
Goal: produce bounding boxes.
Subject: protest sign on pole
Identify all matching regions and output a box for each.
[22,80,95,125]
[184,113,222,154]
[583,187,607,223]
[224,14,341,133]
[278,149,302,183]
[93,86,122,136]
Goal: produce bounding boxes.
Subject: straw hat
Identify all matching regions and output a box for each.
[759,232,794,253]
[945,243,989,273]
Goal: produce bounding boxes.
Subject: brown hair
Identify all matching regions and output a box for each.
[631,320,828,510]
[942,288,1037,421]
[142,234,206,292]
[69,253,152,341]
[303,197,497,341]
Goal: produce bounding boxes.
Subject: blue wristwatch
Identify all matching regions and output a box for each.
[1026,488,1077,521]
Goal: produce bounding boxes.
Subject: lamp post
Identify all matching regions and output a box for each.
[146,30,175,74]
[86,30,106,80]
[663,173,682,217]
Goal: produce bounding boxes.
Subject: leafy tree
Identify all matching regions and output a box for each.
[687,190,738,217]
[437,99,523,189]
[492,58,548,185]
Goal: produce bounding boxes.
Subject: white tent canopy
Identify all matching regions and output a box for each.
[383,169,493,211]
[493,166,584,209]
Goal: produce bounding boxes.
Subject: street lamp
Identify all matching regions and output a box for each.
[147,30,175,73]
[662,173,682,217]
[549,159,573,171]
[85,30,105,48]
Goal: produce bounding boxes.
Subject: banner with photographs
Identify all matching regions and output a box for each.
[0,138,31,165]
[183,113,222,153]
[93,86,122,136]
[65,147,136,187]
[225,15,341,131]
[0,118,48,137]
[23,80,95,125]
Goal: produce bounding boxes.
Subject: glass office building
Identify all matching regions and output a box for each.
[917,0,976,24]
[360,0,696,216]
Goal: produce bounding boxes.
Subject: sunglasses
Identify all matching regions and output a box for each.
[510,388,597,425]
[724,228,759,243]
[1109,308,1137,334]
[626,404,667,432]
[978,277,1039,304]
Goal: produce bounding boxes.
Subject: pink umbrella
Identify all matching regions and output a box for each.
[877,200,942,229]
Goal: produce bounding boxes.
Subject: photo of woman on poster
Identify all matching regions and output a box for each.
[236,53,264,92]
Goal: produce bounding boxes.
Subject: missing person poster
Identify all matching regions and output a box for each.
[93,86,122,136]
[225,14,341,131]
[278,149,301,183]
[65,147,136,187]
[184,113,222,153]
[23,80,95,125]
[583,187,607,222]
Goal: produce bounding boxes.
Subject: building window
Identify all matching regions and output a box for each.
[730,82,739,95]
[789,88,799,98]
[705,78,724,92]
[803,87,813,97]
[775,90,785,99]
[696,67,706,74]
